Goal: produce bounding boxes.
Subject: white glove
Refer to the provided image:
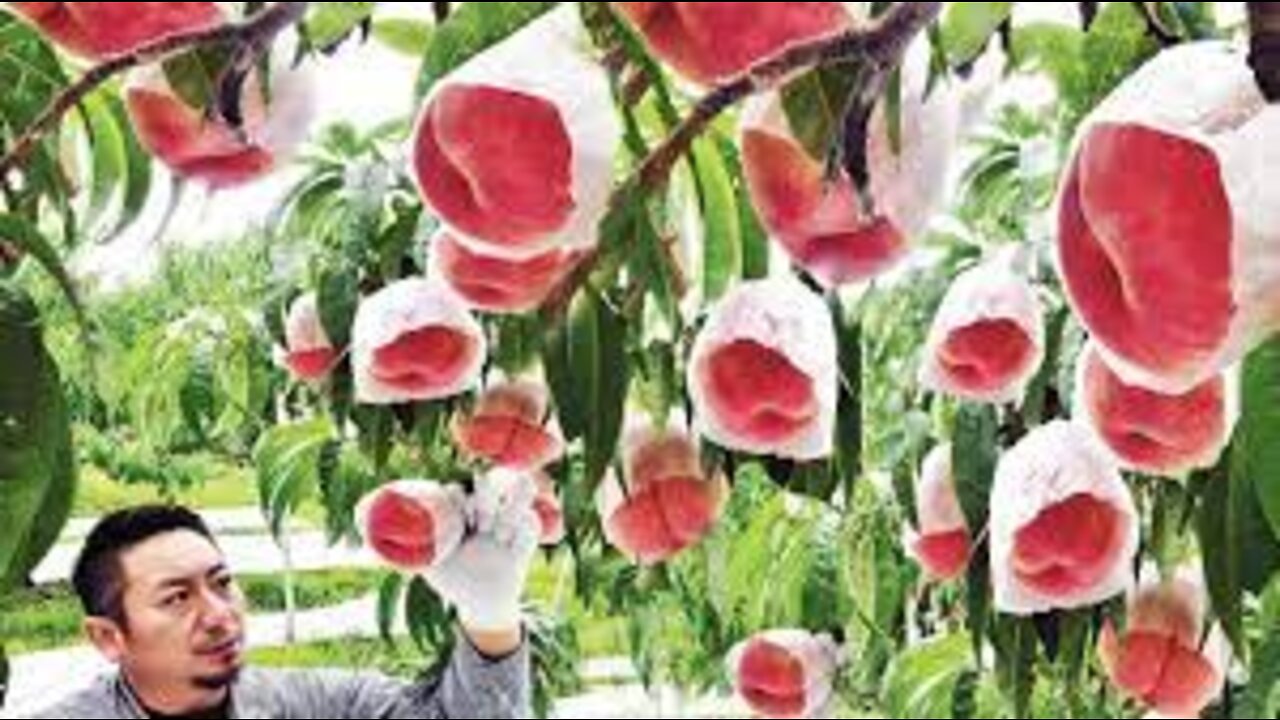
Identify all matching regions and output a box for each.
[422,468,541,631]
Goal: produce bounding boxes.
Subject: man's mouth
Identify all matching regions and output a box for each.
[197,637,243,659]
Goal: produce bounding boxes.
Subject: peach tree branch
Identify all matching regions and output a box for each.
[627,1,943,198]
[542,2,942,317]
[0,1,311,179]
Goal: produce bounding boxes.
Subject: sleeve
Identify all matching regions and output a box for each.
[268,630,533,719]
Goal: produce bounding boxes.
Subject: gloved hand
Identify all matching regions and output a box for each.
[422,468,541,632]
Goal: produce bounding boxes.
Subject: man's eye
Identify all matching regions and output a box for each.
[162,591,189,607]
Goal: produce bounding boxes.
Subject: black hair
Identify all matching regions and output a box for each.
[71,505,217,625]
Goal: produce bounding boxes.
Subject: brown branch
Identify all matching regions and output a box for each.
[1130,2,1180,47]
[628,1,942,198]
[539,2,941,318]
[1079,2,1100,31]
[0,2,311,179]
[1249,2,1280,101]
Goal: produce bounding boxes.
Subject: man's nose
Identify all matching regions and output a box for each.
[196,585,241,629]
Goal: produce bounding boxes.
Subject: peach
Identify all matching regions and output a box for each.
[411,8,618,260]
[350,279,486,405]
[355,480,467,573]
[533,472,565,546]
[124,59,314,188]
[726,629,841,719]
[905,444,972,582]
[688,278,838,460]
[739,41,960,287]
[613,3,852,86]
[990,421,1139,614]
[429,228,579,314]
[451,380,564,471]
[10,2,222,60]
[1074,342,1236,477]
[596,423,728,565]
[1099,569,1229,717]
[1057,41,1280,393]
[919,256,1044,404]
[276,292,339,382]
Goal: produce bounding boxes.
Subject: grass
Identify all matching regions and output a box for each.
[71,461,330,529]
[247,635,432,677]
[73,463,259,517]
[0,567,382,656]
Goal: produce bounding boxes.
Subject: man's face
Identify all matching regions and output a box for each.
[92,529,248,706]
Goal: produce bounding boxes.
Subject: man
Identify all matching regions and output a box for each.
[15,475,540,719]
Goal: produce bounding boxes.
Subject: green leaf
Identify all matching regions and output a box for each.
[372,18,433,57]
[568,291,631,489]
[780,63,861,162]
[80,91,128,227]
[1022,306,1068,426]
[1196,444,1280,657]
[1243,338,1280,543]
[0,14,71,203]
[304,2,377,50]
[162,46,234,112]
[0,214,89,336]
[801,517,846,631]
[1076,2,1161,121]
[376,572,405,645]
[416,2,560,100]
[1057,609,1092,696]
[253,417,336,540]
[724,143,771,282]
[0,282,76,590]
[542,311,583,442]
[1237,579,1280,717]
[261,287,296,349]
[1010,22,1086,109]
[831,297,863,501]
[993,616,1038,716]
[765,458,840,502]
[951,667,980,720]
[634,206,681,331]
[1164,1,1221,40]
[315,439,347,544]
[965,544,990,663]
[317,263,360,351]
[492,315,543,377]
[104,93,155,239]
[941,2,1013,69]
[179,350,216,441]
[352,406,396,480]
[952,404,998,534]
[690,138,741,303]
[883,633,975,719]
[405,575,452,653]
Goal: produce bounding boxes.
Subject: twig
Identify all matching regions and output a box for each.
[0,2,311,179]
[1130,2,1180,46]
[539,2,942,317]
[628,2,942,198]
[1079,1,1100,31]
[1248,2,1280,101]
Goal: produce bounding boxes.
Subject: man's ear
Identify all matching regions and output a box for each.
[84,616,128,663]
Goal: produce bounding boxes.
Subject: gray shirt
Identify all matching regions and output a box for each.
[12,635,530,719]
